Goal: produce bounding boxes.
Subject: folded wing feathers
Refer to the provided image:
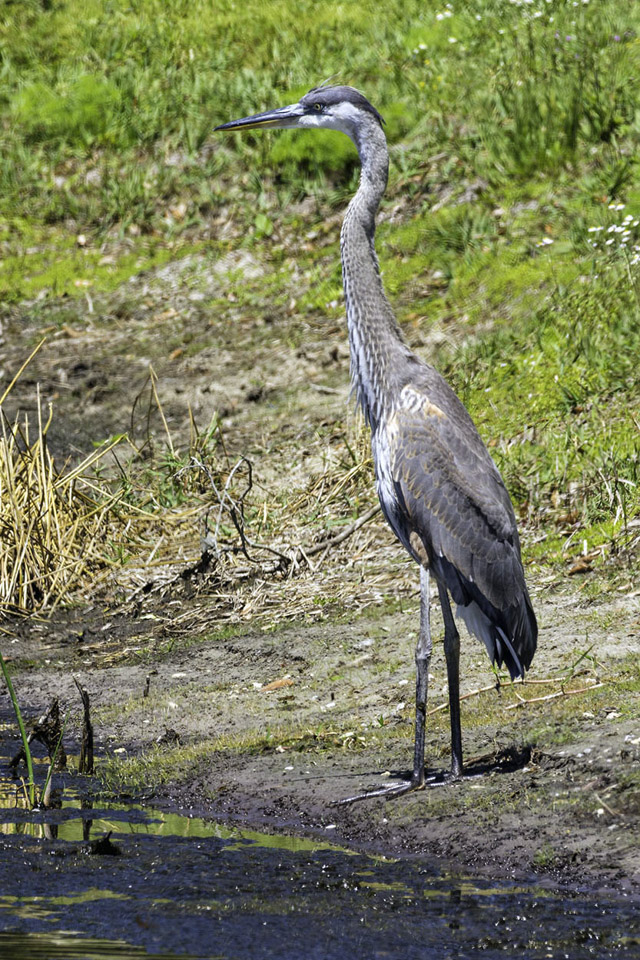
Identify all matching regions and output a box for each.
[384,372,537,677]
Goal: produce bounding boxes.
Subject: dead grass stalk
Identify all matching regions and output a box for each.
[0,365,128,618]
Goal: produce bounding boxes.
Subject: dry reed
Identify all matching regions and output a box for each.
[0,392,125,619]
[0,347,393,629]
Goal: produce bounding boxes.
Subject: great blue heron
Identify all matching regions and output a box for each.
[216,86,537,800]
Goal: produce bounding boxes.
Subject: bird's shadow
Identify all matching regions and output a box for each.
[462,744,534,778]
[386,744,534,788]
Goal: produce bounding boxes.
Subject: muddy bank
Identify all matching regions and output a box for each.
[3,579,639,897]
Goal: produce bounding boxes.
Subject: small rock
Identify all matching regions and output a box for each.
[88,831,121,856]
[156,728,181,746]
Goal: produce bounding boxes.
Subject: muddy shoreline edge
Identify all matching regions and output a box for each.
[3,583,638,900]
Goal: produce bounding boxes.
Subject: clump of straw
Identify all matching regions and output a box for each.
[0,343,123,619]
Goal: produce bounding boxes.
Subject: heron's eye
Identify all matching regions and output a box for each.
[313,103,324,112]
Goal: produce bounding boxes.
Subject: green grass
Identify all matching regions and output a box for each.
[1,0,639,571]
[98,716,380,794]
[0,652,35,805]
[0,226,206,302]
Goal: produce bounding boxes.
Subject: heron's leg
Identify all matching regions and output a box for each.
[333,566,432,805]
[411,565,432,786]
[437,581,463,778]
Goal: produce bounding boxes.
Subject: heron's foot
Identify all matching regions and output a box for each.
[331,777,425,806]
[422,764,464,788]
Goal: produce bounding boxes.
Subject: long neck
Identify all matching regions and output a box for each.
[341,120,406,431]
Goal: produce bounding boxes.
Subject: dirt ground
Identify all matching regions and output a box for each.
[1,250,639,901]
[4,578,639,897]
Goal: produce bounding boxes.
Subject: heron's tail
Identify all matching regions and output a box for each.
[456,589,537,680]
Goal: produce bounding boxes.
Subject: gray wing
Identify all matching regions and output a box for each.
[384,375,523,604]
[374,366,537,675]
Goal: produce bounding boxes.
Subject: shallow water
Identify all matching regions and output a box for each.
[0,767,638,959]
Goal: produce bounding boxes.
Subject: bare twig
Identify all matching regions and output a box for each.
[74,679,94,775]
[594,792,623,818]
[185,455,291,565]
[427,682,498,716]
[505,682,603,710]
[302,505,381,559]
[425,677,604,717]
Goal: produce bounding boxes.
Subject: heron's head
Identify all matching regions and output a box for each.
[215,85,385,145]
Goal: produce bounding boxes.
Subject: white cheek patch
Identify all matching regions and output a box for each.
[298,102,361,140]
[298,114,329,129]
[332,102,362,123]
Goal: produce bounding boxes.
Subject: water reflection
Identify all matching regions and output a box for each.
[0,930,194,959]
[0,762,638,959]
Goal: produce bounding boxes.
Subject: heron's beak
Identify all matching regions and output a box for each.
[215,102,304,133]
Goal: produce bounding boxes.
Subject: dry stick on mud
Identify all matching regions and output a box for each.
[301,505,381,563]
[594,792,623,819]
[74,678,94,775]
[10,697,67,773]
[505,682,604,710]
[426,677,604,718]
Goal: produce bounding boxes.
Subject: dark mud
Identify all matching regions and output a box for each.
[0,785,639,960]
[2,579,639,903]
